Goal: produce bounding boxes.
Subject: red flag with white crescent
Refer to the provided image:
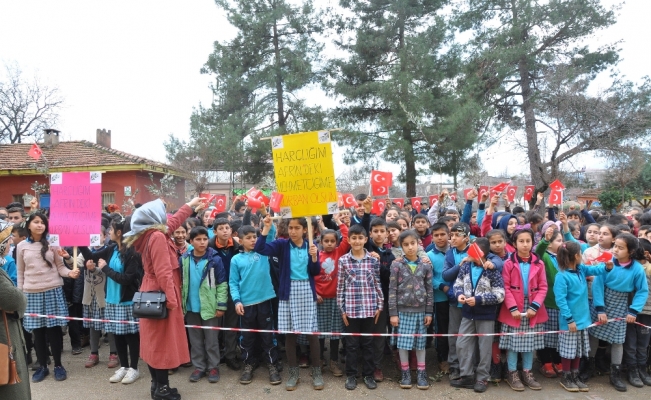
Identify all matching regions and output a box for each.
[524,185,535,201]
[411,197,422,212]
[370,170,392,196]
[506,186,518,203]
[371,199,386,215]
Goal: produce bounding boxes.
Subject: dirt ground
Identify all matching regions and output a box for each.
[29,338,651,400]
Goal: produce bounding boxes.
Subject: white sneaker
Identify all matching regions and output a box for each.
[121,368,140,384]
[109,367,128,383]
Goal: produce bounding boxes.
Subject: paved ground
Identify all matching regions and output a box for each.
[29,340,651,400]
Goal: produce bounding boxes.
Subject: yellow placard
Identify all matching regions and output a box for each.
[271,131,338,218]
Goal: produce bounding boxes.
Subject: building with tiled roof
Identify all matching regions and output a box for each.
[0,129,188,212]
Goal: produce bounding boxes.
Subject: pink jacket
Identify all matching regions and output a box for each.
[498,252,549,328]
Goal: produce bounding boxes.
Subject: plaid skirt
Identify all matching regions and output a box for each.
[24,287,69,331]
[542,308,560,348]
[558,329,591,359]
[392,312,427,350]
[83,295,105,331]
[317,297,342,339]
[499,298,545,352]
[278,280,318,333]
[589,287,628,344]
[104,303,139,335]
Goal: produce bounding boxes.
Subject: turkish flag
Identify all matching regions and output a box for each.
[594,252,612,263]
[246,187,261,199]
[391,198,404,208]
[478,185,489,200]
[337,193,343,208]
[491,182,510,193]
[214,195,227,212]
[463,188,473,200]
[467,242,485,261]
[270,192,284,213]
[246,196,263,211]
[549,179,565,191]
[506,186,518,203]
[549,189,563,205]
[342,194,357,208]
[200,193,212,202]
[370,170,392,196]
[28,143,43,160]
[450,193,457,201]
[411,197,422,212]
[429,195,438,206]
[524,185,535,201]
[210,208,220,219]
[256,193,270,206]
[371,199,386,215]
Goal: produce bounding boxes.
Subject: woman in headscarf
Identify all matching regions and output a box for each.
[124,197,201,400]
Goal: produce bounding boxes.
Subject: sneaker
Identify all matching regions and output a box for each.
[539,362,557,378]
[450,375,474,389]
[416,370,429,390]
[240,364,253,384]
[32,366,49,383]
[506,370,525,392]
[268,364,281,385]
[521,369,542,390]
[71,347,83,355]
[559,372,578,392]
[85,354,99,368]
[189,368,206,382]
[553,363,564,375]
[474,379,488,393]
[109,367,128,383]
[54,365,67,381]
[329,360,343,377]
[439,360,450,374]
[448,366,460,381]
[299,354,309,368]
[225,357,241,371]
[286,366,300,391]
[572,371,589,392]
[400,370,412,389]
[345,376,357,390]
[489,361,502,383]
[108,354,119,368]
[363,375,377,389]
[207,368,220,384]
[312,366,324,390]
[373,368,384,382]
[122,368,140,384]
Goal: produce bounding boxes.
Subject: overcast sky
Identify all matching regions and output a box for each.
[0,0,647,182]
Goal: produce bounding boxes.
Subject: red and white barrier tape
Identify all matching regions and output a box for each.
[25,314,649,338]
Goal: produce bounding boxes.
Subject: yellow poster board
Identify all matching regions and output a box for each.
[271,130,338,218]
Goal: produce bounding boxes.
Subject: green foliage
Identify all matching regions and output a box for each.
[598,188,630,213]
[328,0,484,196]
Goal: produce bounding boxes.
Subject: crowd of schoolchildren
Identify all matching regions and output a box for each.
[2,188,651,400]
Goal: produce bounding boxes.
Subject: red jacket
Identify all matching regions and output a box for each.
[498,252,549,328]
[132,204,193,369]
[316,224,350,298]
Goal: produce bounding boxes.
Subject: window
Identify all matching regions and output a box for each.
[102,192,115,208]
[12,195,24,204]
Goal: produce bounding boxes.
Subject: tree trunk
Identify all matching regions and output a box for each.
[403,128,417,197]
[272,19,286,132]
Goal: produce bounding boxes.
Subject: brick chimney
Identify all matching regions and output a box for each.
[43,128,60,147]
[96,129,111,148]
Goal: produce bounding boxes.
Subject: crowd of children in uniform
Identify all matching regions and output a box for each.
[2,188,651,399]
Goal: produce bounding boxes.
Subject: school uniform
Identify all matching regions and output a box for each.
[442,245,469,372]
[428,244,450,363]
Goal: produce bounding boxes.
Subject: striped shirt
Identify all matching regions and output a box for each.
[337,250,384,318]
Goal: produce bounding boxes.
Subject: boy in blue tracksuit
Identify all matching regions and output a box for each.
[427,222,451,373]
[441,222,471,380]
[180,227,228,383]
[452,238,504,393]
[230,224,280,385]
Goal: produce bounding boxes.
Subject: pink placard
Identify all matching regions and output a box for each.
[49,172,102,246]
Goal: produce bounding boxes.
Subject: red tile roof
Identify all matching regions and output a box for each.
[0,140,185,176]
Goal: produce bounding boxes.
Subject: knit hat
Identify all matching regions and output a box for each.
[541,220,561,235]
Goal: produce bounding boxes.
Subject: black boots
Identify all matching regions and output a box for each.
[610,364,627,392]
[627,365,644,388]
[638,364,651,386]
[595,347,609,374]
[579,357,595,382]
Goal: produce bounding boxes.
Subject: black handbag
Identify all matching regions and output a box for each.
[132,291,168,319]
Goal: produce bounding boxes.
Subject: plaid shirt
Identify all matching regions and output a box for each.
[337,250,384,318]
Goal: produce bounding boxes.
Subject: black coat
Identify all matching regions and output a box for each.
[80,243,143,304]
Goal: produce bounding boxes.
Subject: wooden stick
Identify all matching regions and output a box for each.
[306,217,316,262]
[73,246,78,271]
[260,128,344,141]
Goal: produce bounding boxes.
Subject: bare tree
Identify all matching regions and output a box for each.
[0,64,63,143]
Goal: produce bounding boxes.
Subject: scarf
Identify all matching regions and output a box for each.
[124,199,167,237]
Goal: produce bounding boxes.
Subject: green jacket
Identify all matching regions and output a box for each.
[535,238,559,310]
[180,247,228,320]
